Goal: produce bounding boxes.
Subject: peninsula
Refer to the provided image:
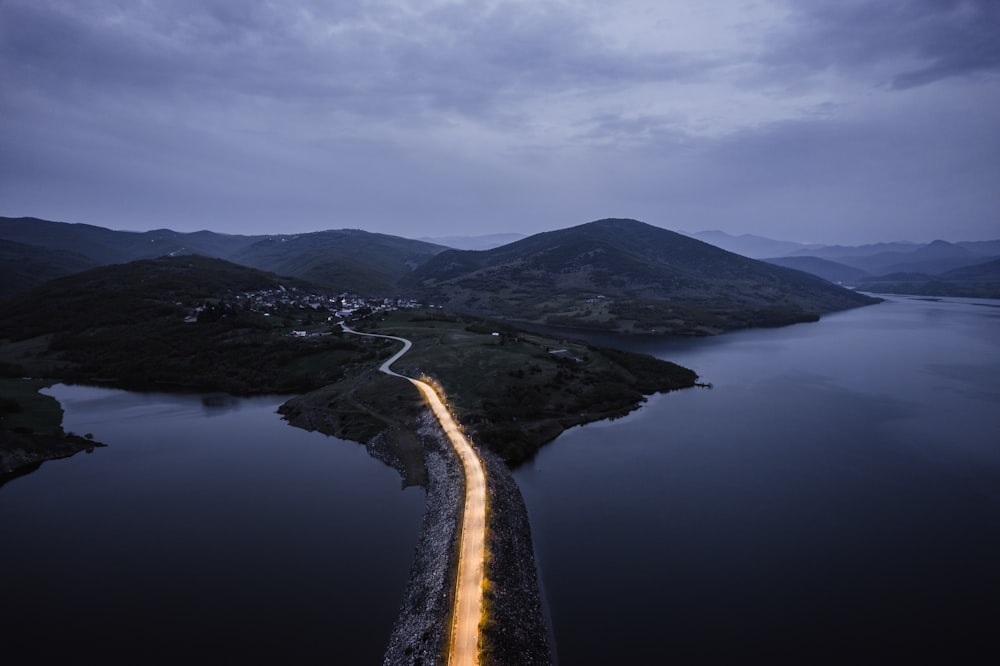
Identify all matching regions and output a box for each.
[280,310,699,664]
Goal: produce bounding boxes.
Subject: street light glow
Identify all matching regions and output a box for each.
[343,323,487,665]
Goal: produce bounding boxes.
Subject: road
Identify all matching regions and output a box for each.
[342,324,486,666]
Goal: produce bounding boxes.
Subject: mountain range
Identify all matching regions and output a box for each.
[0,215,952,336]
[0,216,449,300]
[687,228,1000,296]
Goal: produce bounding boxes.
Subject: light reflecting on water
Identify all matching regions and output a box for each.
[516,296,1000,665]
[0,387,424,663]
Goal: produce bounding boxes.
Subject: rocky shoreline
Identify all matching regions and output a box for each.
[0,430,104,487]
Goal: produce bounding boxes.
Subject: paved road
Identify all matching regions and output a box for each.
[342,324,486,666]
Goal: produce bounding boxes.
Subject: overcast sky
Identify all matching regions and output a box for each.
[1,0,998,244]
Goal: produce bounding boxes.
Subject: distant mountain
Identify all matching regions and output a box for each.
[0,238,98,301]
[683,230,1000,278]
[840,240,990,275]
[686,230,817,259]
[787,241,922,260]
[762,256,870,285]
[689,231,1000,274]
[417,233,526,251]
[782,238,1000,277]
[940,257,1000,282]
[859,257,1000,299]
[405,218,878,336]
[957,240,1000,257]
[0,217,448,299]
[0,216,261,264]
[229,230,447,295]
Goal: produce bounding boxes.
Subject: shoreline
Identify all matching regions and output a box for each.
[0,430,104,487]
[0,379,106,487]
[382,412,463,665]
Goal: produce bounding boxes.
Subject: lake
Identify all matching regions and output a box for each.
[0,389,424,663]
[2,295,998,664]
[514,295,1000,664]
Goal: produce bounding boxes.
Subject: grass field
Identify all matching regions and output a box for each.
[339,309,697,464]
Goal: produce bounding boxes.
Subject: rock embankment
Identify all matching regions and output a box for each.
[381,412,552,665]
[383,413,463,666]
[479,447,552,665]
[282,382,553,664]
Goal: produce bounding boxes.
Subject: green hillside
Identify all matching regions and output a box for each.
[282,309,698,464]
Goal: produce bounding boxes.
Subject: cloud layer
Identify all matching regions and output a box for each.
[2,0,998,243]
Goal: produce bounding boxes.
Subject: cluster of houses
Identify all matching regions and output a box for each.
[327,295,423,320]
[184,286,424,331]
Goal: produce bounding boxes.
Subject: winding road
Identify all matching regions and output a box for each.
[342,324,486,666]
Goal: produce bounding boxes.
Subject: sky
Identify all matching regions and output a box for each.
[1,0,998,244]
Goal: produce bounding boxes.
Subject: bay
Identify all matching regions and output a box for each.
[515,295,1000,664]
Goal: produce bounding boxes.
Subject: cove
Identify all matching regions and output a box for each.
[0,387,424,663]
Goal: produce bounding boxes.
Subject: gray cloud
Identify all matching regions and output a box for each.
[1,0,715,127]
[763,0,1000,90]
[1,1,997,243]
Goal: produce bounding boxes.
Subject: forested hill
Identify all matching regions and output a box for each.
[405,218,879,335]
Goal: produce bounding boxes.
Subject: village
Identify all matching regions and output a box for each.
[183,286,424,334]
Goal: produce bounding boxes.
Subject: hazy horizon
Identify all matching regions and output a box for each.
[2,1,998,245]
[5,213,998,248]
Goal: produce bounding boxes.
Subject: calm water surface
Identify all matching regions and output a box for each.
[516,295,1000,664]
[0,389,424,663]
[3,296,998,664]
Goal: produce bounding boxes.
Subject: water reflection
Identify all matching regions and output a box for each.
[200,392,244,414]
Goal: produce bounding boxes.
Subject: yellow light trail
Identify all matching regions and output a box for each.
[343,325,486,666]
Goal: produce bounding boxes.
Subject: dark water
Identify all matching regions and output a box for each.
[4,297,998,664]
[0,388,424,663]
[515,296,1000,665]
